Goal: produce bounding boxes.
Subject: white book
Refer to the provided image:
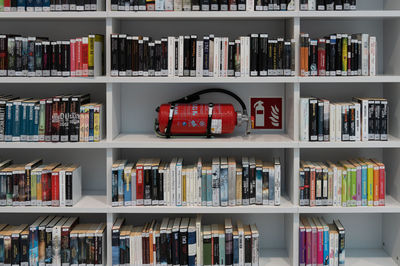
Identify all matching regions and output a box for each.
[131,168,137,206]
[335,104,342,142]
[246,0,254,11]
[66,165,82,207]
[176,158,183,206]
[155,0,165,10]
[174,0,182,10]
[197,158,202,206]
[203,37,210,77]
[168,37,175,77]
[59,167,66,207]
[178,36,184,77]
[361,34,369,76]
[353,102,361,141]
[274,158,281,206]
[357,98,369,142]
[244,36,250,77]
[213,37,221,78]
[52,217,69,266]
[369,36,376,76]
[196,215,203,266]
[222,38,229,77]
[169,158,177,206]
[300,98,309,142]
[308,0,316,10]
[237,221,245,265]
[212,157,220,207]
[330,103,336,142]
[228,157,236,206]
[165,0,174,10]
[196,40,204,77]
[240,37,246,77]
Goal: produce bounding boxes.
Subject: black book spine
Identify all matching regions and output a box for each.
[309,99,318,141]
[244,235,252,264]
[284,40,291,76]
[20,233,29,265]
[237,0,245,10]
[155,40,162,76]
[85,0,91,10]
[351,39,356,76]
[234,40,240,77]
[118,34,127,76]
[309,39,318,76]
[126,37,133,76]
[57,41,62,76]
[167,231,172,264]
[190,35,197,77]
[144,167,151,205]
[380,100,388,141]
[133,37,139,76]
[325,39,330,75]
[316,0,325,10]
[174,39,178,75]
[172,230,180,265]
[242,164,249,205]
[192,0,200,10]
[60,96,70,142]
[183,36,190,77]
[148,42,155,76]
[343,0,350,10]
[203,37,210,76]
[304,169,310,205]
[277,38,284,76]
[91,0,97,10]
[250,34,259,77]
[342,105,349,141]
[220,0,228,10]
[226,229,233,265]
[69,0,76,10]
[300,0,307,10]
[35,41,43,76]
[62,41,70,77]
[50,41,57,77]
[334,0,342,10]
[111,0,118,10]
[368,100,374,141]
[373,101,381,140]
[317,100,324,142]
[138,39,144,76]
[15,37,23,76]
[213,234,219,264]
[200,0,210,10]
[259,34,268,76]
[228,41,234,77]
[267,40,274,76]
[316,170,322,203]
[350,0,356,9]
[210,0,218,10]
[143,37,149,76]
[112,169,118,204]
[158,169,163,204]
[11,0,17,10]
[11,234,20,265]
[336,34,342,75]
[160,231,167,263]
[151,166,158,203]
[62,0,70,10]
[272,39,278,75]
[45,228,53,264]
[112,229,120,265]
[161,38,168,76]
[349,105,356,141]
[329,36,336,76]
[249,164,256,204]
[42,42,51,77]
[180,229,188,265]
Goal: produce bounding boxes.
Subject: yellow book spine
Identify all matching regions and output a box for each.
[367,166,374,206]
[79,105,86,142]
[88,35,95,77]
[94,104,100,142]
[236,169,242,205]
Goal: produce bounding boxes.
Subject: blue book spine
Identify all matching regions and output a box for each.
[269,170,275,204]
[29,228,39,265]
[89,106,94,142]
[256,167,263,204]
[70,235,79,265]
[42,0,50,9]
[206,171,212,206]
[12,101,21,142]
[33,104,40,142]
[112,230,120,265]
[323,228,329,265]
[233,235,239,265]
[20,102,28,141]
[26,0,34,10]
[34,0,42,10]
[361,166,367,206]
[5,103,13,142]
[188,229,196,266]
[124,173,131,205]
[0,235,4,263]
[118,168,124,206]
[119,236,126,264]
[220,166,228,206]
[17,0,26,11]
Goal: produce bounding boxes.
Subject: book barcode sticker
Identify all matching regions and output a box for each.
[211,119,222,134]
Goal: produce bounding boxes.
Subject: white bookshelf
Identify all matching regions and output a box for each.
[1,0,400,265]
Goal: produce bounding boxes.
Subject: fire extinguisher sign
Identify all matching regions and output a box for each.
[250,97,283,130]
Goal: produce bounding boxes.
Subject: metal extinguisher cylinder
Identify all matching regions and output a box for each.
[157,103,238,135]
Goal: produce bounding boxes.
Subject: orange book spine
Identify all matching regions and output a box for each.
[310,168,316,207]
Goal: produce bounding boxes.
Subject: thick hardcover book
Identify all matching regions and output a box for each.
[51,97,61,142]
[242,157,249,205]
[60,96,70,142]
[309,98,318,141]
[111,35,119,77]
[69,94,90,142]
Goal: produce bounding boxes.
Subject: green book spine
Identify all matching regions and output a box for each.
[0,0,4,11]
[347,169,351,206]
[203,236,212,266]
[31,173,37,204]
[38,100,46,141]
[341,171,347,207]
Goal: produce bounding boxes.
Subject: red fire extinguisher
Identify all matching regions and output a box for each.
[155,88,250,138]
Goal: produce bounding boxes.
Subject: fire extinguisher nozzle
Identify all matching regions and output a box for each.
[155,106,160,112]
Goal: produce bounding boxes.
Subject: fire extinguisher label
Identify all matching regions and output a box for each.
[211,119,222,134]
[250,97,283,130]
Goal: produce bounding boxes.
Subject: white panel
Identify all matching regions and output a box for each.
[383,149,400,203]
[382,213,400,264]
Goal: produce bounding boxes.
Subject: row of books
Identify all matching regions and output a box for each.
[0,216,106,265]
[0,94,104,142]
[299,97,388,142]
[0,159,82,207]
[112,216,259,266]
[112,157,281,207]
[300,33,376,77]
[110,34,295,78]
[0,34,105,77]
[111,0,295,11]
[300,0,356,11]
[299,217,345,266]
[0,0,103,11]
[299,159,385,207]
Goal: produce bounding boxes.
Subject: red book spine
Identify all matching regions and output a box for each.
[317,39,326,76]
[310,169,316,207]
[306,229,312,266]
[42,172,51,205]
[311,227,317,266]
[379,164,385,206]
[4,0,11,11]
[51,171,60,207]
[82,37,89,77]
[76,38,82,77]
[136,165,144,205]
[317,228,323,266]
[70,39,76,77]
